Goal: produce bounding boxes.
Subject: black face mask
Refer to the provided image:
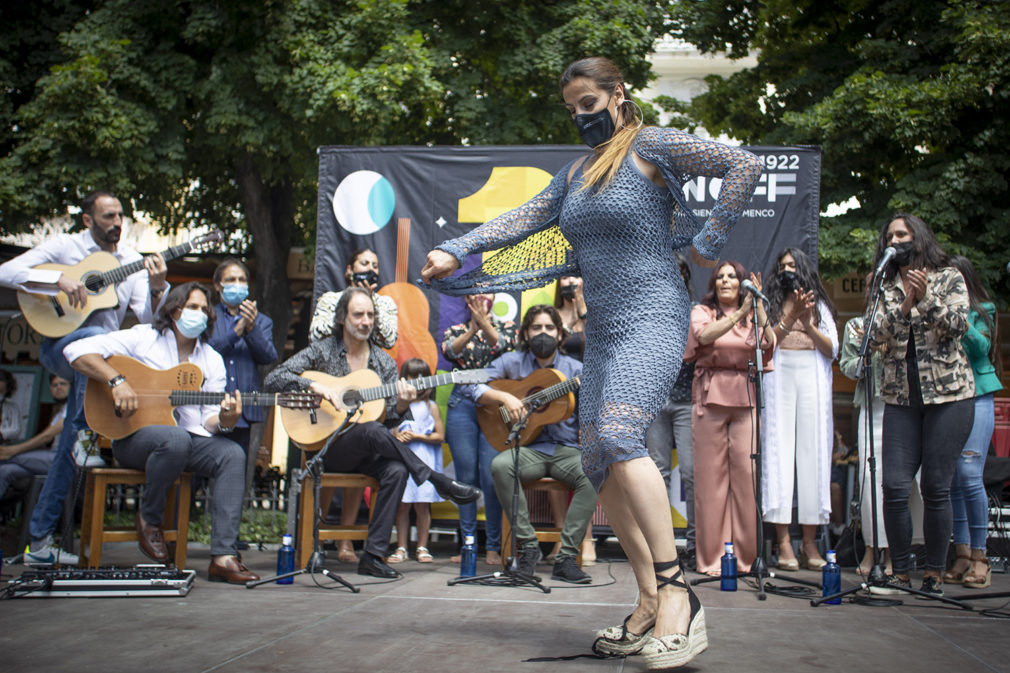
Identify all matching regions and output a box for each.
[352,270,379,287]
[573,101,615,149]
[891,241,915,267]
[528,333,558,359]
[560,285,576,300]
[778,270,800,292]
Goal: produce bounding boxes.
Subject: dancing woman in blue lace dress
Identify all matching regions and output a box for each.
[422,57,761,670]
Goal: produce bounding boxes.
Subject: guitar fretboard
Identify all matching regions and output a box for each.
[522,375,581,408]
[359,372,462,402]
[98,242,194,287]
[168,391,281,407]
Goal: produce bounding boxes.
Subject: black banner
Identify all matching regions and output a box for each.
[316,144,821,372]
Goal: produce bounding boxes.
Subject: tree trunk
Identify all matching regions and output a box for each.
[235,155,293,364]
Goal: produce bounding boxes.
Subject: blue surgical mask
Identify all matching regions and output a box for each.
[175,308,208,339]
[221,283,249,306]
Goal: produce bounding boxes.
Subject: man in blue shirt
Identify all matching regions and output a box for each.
[479,305,593,584]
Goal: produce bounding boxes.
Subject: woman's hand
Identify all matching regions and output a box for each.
[790,289,816,326]
[421,250,460,283]
[690,246,717,268]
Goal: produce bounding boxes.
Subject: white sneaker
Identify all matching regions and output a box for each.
[73,429,106,467]
[24,536,79,566]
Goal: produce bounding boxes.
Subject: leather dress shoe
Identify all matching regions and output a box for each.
[208,556,261,584]
[135,512,169,562]
[358,551,400,578]
[431,477,480,505]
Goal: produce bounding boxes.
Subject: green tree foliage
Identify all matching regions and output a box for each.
[0,0,670,348]
[670,0,1010,303]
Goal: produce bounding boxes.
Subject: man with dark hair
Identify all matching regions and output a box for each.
[265,287,479,578]
[64,282,257,584]
[481,305,594,584]
[0,374,70,500]
[0,190,169,565]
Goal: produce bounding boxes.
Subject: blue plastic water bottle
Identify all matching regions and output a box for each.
[822,549,841,604]
[460,535,477,577]
[720,542,738,591]
[276,534,295,584]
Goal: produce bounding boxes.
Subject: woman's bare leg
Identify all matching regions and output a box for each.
[600,457,690,637]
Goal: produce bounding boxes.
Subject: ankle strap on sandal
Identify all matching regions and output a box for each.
[653,560,686,590]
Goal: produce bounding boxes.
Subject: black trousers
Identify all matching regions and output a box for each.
[881,398,974,574]
[322,421,433,557]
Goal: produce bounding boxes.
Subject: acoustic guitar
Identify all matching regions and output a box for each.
[475,368,581,452]
[84,355,321,440]
[279,368,490,451]
[17,230,224,338]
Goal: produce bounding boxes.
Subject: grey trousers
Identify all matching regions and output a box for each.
[0,448,55,500]
[491,444,596,558]
[646,399,695,553]
[114,427,246,556]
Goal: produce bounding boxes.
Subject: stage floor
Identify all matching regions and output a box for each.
[2,538,1008,673]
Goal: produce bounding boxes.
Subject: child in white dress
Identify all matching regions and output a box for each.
[386,359,445,563]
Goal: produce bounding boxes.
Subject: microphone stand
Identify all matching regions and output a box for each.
[811,271,969,609]
[247,403,363,592]
[448,399,550,593]
[692,292,819,598]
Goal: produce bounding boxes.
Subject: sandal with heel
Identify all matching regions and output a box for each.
[640,560,708,670]
[942,554,972,584]
[963,558,991,589]
[592,613,655,657]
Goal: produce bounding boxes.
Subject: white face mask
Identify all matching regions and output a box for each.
[175,308,208,338]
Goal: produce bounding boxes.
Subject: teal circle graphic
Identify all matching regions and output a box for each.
[332,170,396,235]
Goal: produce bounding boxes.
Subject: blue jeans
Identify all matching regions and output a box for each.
[29,325,105,541]
[445,389,501,552]
[950,394,994,549]
[645,398,694,554]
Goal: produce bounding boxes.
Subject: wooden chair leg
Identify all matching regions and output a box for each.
[174,476,191,569]
[86,472,109,569]
[297,478,315,569]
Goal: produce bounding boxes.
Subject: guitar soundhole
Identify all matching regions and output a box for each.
[528,386,548,414]
[341,389,363,409]
[82,272,106,294]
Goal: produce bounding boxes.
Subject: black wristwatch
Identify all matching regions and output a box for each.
[108,375,127,389]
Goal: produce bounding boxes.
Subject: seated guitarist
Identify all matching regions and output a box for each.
[263,287,479,579]
[63,282,259,585]
[480,305,594,584]
[0,190,168,565]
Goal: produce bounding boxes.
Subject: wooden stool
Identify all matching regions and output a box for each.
[80,468,192,568]
[297,473,379,568]
[501,477,583,569]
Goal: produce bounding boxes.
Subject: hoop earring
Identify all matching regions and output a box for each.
[617,99,645,131]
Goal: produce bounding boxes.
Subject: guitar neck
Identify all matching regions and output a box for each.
[101,241,193,285]
[168,390,278,407]
[359,372,459,402]
[522,376,580,407]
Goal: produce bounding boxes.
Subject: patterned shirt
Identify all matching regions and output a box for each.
[263,335,403,425]
[309,290,398,349]
[441,317,518,370]
[869,266,974,405]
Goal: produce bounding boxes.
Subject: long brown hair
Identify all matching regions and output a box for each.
[948,255,1002,378]
[559,57,643,191]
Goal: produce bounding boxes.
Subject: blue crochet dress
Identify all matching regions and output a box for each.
[435,127,762,489]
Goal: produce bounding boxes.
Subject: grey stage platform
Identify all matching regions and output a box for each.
[2,539,1007,673]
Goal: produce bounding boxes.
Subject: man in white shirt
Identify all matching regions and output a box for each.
[65,281,258,584]
[0,190,168,564]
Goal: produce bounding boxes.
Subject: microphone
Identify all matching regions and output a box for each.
[740,279,770,304]
[874,246,897,277]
